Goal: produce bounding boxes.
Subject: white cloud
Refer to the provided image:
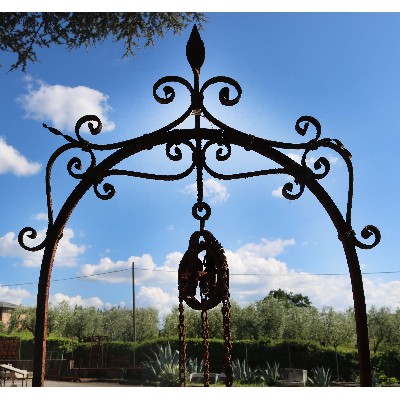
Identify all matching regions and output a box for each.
[0,136,41,176]
[236,238,295,258]
[363,278,400,309]
[309,155,339,165]
[51,293,109,309]
[226,239,400,310]
[287,153,302,164]
[0,285,32,305]
[137,286,177,318]
[0,228,86,267]
[182,178,230,204]
[18,77,115,133]
[33,213,47,221]
[272,186,284,198]
[287,152,339,166]
[75,237,400,316]
[80,252,179,288]
[79,252,183,318]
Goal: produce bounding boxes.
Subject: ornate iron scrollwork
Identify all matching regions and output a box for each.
[18,24,380,387]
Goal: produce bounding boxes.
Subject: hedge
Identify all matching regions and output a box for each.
[2,334,400,381]
[71,338,359,380]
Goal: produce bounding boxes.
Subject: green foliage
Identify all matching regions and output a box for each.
[232,358,260,384]
[48,301,72,337]
[255,297,286,339]
[103,306,159,342]
[7,303,160,343]
[158,363,180,387]
[368,306,398,353]
[64,306,104,341]
[5,333,400,384]
[233,302,261,340]
[0,12,207,71]
[5,292,400,384]
[7,305,36,336]
[371,349,400,380]
[266,289,312,308]
[257,361,280,386]
[186,356,203,374]
[142,342,180,386]
[162,293,356,345]
[381,376,400,386]
[283,305,320,341]
[308,366,332,387]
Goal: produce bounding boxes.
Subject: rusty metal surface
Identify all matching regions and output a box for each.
[178,229,232,386]
[178,299,186,386]
[18,25,380,387]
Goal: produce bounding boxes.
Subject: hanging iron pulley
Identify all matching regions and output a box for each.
[178,230,229,311]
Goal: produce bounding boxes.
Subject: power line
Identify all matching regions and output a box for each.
[130,267,400,277]
[1,266,400,288]
[1,267,133,287]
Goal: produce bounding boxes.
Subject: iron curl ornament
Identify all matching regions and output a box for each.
[18,25,380,387]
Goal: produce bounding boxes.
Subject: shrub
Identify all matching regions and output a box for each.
[308,366,332,387]
[142,342,180,386]
[186,356,203,374]
[232,359,260,384]
[257,361,280,386]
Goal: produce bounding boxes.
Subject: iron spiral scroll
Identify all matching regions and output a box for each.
[18,25,380,387]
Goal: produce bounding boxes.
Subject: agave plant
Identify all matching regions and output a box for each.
[142,342,180,386]
[232,359,260,384]
[257,362,280,386]
[142,343,205,386]
[308,366,332,387]
[186,357,204,374]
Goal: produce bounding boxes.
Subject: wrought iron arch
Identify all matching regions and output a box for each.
[19,26,380,387]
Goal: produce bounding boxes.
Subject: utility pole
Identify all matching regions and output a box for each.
[132,261,136,367]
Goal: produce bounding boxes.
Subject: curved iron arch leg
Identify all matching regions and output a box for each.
[341,238,371,387]
[32,231,61,387]
[31,178,96,386]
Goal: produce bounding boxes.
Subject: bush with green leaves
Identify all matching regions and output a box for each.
[308,366,332,387]
[372,369,400,386]
[141,342,204,386]
[257,361,280,386]
[187,356,203,374]
[232,359,260,384]
[142,342,180,386]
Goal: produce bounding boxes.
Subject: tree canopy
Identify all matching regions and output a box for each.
[6,296,400,352]
[265,288,313,308]
[0,12,207,71]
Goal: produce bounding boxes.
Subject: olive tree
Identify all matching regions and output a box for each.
[283,305,320,341]
[8,305,37,336]
[256,297,286,339]
[368,306,397,353]
[64,306,104,341]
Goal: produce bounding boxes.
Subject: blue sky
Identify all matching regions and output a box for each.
[1,12,400,321]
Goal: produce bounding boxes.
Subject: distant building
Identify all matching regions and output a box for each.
[0,301,17,326]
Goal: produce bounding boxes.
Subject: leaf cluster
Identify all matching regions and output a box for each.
[0,12,207,71]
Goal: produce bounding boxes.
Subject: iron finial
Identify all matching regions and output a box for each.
[186,25,205,76]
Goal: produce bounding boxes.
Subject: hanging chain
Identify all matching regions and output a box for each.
[222,298,233,386]
[178,298,187,387]
[201,309,210,387]
[221,262,233,387]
